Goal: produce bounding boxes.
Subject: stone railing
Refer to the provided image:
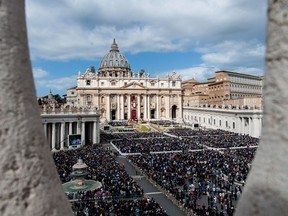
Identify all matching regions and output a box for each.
[185,104,262,111]
[40,105,99,115]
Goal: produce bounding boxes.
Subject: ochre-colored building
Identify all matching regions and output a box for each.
[182,71,263,108]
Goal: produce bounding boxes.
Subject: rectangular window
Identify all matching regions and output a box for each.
[172,81,176,87]
[86,80,91,85]
[101,82,104,86]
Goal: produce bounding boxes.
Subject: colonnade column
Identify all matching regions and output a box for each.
[249,117,254,137]
[117,94,120,120]
[258,117,262,137]
[96,117,100,144]
[77,121,81,134]
[144,95,147,120]
[81,121,85,145]
[243,117,246,135]
[69,122,73,135]
[93,121,97,144]
[137,94,141,119]
[147,95,150,119]
[60,122,65,150]
[43,122,47,139]
[106,95,110,121]
[237,117,242,135]
[128,95,131,119]
[51,123,56,151]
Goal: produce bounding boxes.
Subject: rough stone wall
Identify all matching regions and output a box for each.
[235,0,288,215]
[0,1,72,215]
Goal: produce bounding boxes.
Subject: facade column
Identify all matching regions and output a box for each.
[60,122,65,150]
[137,94,141,119]
[106,95,110,121]
[81,121,85,145]
[117,94,120,120]
[95,94,99,109]
[121,95,124,120]
[144,95,147,120]
[93,121,97,144]
[51,123,56,151]
[166,95,170,119]
[69,122,73,134]
[128,95,131,119]
[178,94,182,119]
[147,95,150,119]
[156,94,159,119]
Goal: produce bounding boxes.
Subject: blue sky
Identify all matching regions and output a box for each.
[25,0,268,97]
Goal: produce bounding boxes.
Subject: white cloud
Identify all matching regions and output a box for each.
[26,0,267,61]
[160,64,263,84]
[32,68,49,78]
[199,41,265,69]
[26,0,267,91]
[37,76,77,91]
[159,65,218,82]
[32,67,77,96]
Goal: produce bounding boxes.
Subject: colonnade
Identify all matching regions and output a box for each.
[41,112,100,151]
[237,116,262,138]
[183,107,262,138]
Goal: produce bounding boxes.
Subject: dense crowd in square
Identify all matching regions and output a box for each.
[53,126,259,215]
[53,145,167,215]
[112,137,202,153]
[110,128,259,154]
[108,121,129,127]
[166,129,235,137]
[149,120,178,126]
[128,148,257,215]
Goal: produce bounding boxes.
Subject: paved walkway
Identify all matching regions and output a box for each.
[116,155,187,216]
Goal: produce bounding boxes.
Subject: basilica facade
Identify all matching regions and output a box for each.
[66,39,183,123]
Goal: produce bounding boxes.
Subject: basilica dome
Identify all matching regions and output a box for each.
[99,39,130,70]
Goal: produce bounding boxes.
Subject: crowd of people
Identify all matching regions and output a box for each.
[52,126,259,215]
[108,121,129,127]
[167,129,235,137]
[110,129,258,154]
[53,145,167,215]
[128,148,257,215]
[70,197,167,216]
[112,137,202,153]
[167,128,259,148]
[149,120,178,126]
